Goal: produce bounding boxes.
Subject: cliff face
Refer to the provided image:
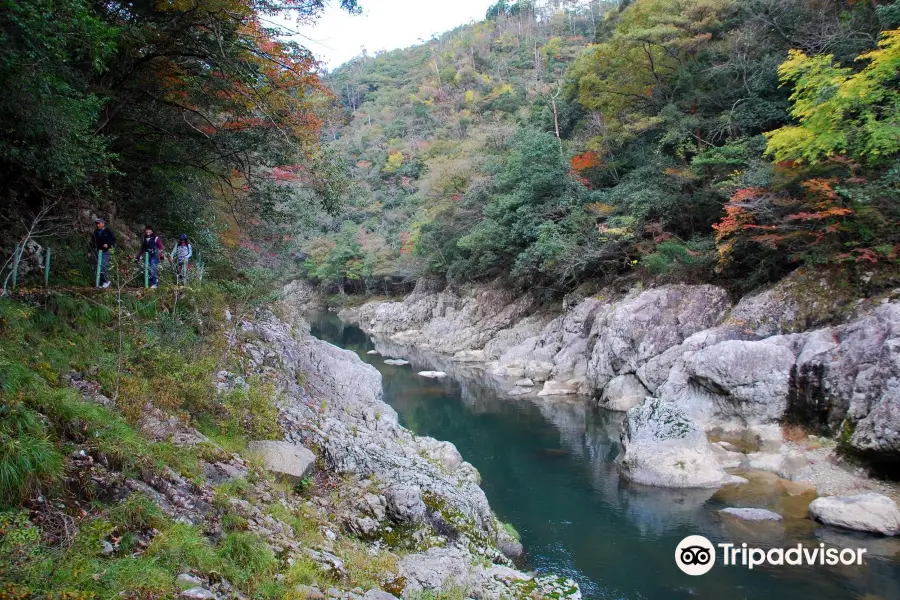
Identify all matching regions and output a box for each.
[234,291,582,599]
[338,271,900,469]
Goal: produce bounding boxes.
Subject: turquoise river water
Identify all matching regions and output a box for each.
[308,312,900,600]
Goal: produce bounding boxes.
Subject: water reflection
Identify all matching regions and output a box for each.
[308,312,900,600]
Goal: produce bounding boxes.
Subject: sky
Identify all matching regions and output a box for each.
[281,0,497,71]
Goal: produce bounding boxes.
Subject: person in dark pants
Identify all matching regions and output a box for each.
[91,218,116,288]
[170,234,193,285]
[135,226,164,288]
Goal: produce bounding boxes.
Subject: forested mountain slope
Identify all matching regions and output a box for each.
[301,0,900,298]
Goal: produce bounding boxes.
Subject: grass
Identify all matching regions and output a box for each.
[0,276,426,600]
[502,521,521,542]
[0,277,295,596]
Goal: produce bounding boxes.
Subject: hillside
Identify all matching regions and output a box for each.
[300,0,900,299]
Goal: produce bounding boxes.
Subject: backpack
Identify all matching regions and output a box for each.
[142,236,159,257]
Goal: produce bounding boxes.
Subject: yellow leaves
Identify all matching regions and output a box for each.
[765,29,900,165]
[382,151,404,174]
[584,202,615,217]
[464,90,478,105]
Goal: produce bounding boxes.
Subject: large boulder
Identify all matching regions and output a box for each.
[725,268,858,337]
[385,485,427,523]
[821,304,900,456]
[618,398,741,489]
[587,285,731,393]
[808,493,900,536]
[669,338,796,425]
[599,374,648,412]
[246,441,315,481]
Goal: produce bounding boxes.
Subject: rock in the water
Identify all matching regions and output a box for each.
[618,398,740,489]
[366,350,379,355]
[719,507,783,522]
[417,370,447,378]
[507,387,532,397]
[246,441,315,481]
[383,359,410,366]
[537,380,580,396]
[808,493,900,536]
[600,374,648,412]
[514,378,534,387]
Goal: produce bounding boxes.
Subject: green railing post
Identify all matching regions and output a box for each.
[144,253,149,288]
[11,243,21,289]
[95,250,102,288]
[44,247,51,288]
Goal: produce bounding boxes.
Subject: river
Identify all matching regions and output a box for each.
[308,311,900,600]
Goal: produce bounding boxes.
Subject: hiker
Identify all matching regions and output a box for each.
[91,217,116,288]
[170,234,193,285]
[135,226,164,289]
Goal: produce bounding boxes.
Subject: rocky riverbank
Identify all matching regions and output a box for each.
[338,269,900,535]
[242,288,582,599]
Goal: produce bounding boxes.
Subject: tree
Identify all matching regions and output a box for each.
[765,29,900,165]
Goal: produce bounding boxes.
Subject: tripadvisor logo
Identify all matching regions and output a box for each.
[675,535,868,575]
[675,535,716,576]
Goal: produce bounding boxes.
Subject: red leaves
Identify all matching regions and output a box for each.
[712,179,862,268]
[784,207,852,221]
[570,151,602,173]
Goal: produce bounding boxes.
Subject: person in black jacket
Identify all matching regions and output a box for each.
[91,218,116,288]
[135,226,164,289]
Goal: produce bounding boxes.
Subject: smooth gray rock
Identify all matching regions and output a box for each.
[363,591,398,600]
[809,493,900,536]
[383,359,410,366]
[177,573,203,588]
[587,285,731,393]
[719,507,783,522]
[618,398,740,489]
[600,374,648,412]
[181,588,218,600]
[340,280,536,356]
[247,441,315,481]
[681,339,795,423]
[537,379,580,396]
[417,370,447,378]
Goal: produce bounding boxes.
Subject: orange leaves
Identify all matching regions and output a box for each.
[570,151,602,173]
[712,178,862,269]
[398,231,414,255]
[783,207,852,221]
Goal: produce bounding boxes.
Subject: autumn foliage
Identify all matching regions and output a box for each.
[711,177,891,269]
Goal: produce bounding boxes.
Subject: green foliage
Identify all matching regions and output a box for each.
[0,400,63,507]
[641,238,716,277]
[218,531,277,579]
[765,30,900,165]
[502,521,520,541]
[310,0,894,294]
[0,0,116,194]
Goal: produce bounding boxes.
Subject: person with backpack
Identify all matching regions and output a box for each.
[135,226,164,288]
[170,233,193,285]
[91,217,116,288]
